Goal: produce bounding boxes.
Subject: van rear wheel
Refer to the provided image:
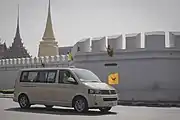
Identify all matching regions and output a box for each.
[18,94,31,109]
[45,105,53,109]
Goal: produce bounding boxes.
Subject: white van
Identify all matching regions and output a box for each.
[13,67,118,113]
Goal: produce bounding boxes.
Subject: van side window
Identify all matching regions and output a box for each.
[20,71,29,82]
[28,71,38,82]
[37,71,48,83]
[20,70,57,83]
[46,70,57,83]
[34,70,57,83]
[59,70,75,84]
[20,71,38,82]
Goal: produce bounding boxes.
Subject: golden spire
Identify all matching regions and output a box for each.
[42,0,55,40]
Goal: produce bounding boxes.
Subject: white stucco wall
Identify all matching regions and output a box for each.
[73,49,180,101]
[1,31,180,102]
[0,69,19,89]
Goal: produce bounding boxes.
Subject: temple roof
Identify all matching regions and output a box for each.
[5,4,30,59]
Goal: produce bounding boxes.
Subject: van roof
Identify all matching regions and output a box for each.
[19,67,85,71]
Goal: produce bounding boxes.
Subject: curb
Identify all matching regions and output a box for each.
[0,93,13,98]
[1,95,180,108]
[118,101,180,108]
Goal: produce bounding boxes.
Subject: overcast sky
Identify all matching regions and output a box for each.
[0,0,180,56]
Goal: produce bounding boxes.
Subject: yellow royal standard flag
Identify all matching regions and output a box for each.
[108,72,119,85]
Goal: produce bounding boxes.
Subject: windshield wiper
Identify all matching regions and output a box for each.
[80,79,100,82]
[81,80,98,82]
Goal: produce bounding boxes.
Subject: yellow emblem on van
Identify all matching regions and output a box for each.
[108,72,119,85]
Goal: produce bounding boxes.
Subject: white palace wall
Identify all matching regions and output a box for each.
[1,31,180,101]
[0,55,70,89]
[72,31,180,101]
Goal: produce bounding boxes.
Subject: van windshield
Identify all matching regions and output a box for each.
[72,69,101,82]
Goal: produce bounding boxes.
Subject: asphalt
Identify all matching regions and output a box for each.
[1,98,180,120]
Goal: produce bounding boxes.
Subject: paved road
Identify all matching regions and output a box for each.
[1,98,180,120]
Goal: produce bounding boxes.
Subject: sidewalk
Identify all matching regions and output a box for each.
[0,93,13,98]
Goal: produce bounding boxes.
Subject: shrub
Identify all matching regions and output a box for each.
[0,89,14,94]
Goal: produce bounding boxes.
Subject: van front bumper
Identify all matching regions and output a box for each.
[88,94,118,108]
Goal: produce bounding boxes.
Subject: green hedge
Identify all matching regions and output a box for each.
[0,89,14,94]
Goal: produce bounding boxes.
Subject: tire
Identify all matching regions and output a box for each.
[45,105,53,109]
[18,94,31,109]
[99,107,112,113]
[73,96,88,113]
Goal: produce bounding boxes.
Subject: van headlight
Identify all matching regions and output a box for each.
[88,89,101,94]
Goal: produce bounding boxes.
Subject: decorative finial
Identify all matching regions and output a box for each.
[49,0,50,12]
[18,4,19,24]
[14,3,21,40]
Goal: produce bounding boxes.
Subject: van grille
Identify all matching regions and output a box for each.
[100,90,116,95]
[103,98,117,101]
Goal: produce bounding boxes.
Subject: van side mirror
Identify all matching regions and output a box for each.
[67,77,77,84]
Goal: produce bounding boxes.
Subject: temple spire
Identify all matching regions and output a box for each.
[38,0,59,57]
[42,0,55,40]
[14,4,21,41]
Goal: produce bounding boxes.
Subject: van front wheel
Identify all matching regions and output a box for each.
[99,107,112,113]
[18,94,31,109]
[73,97,88,113]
